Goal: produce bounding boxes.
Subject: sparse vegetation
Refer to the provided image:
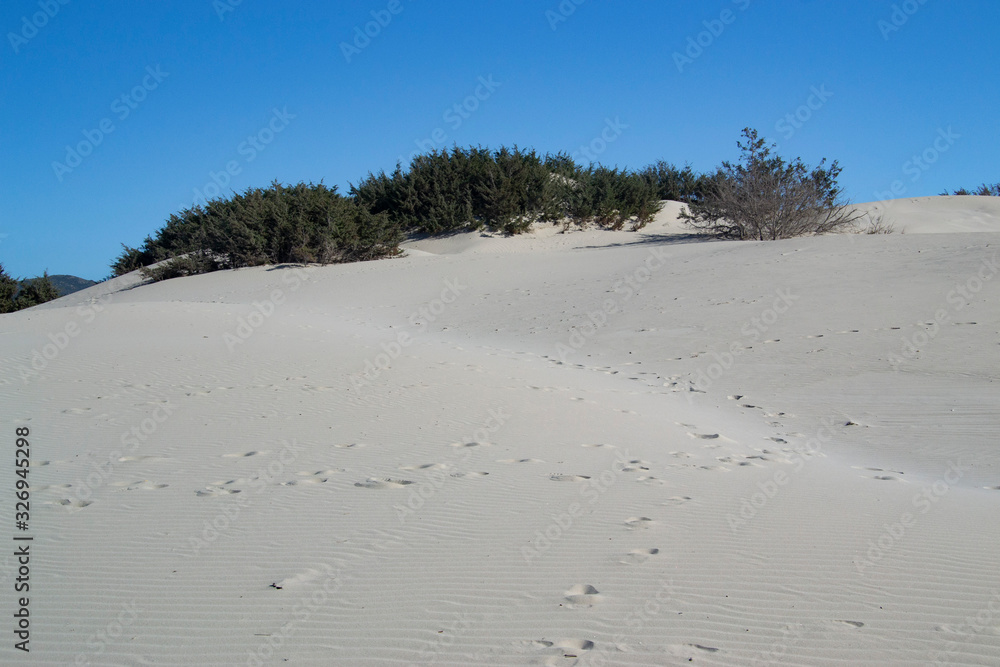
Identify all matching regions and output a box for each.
[680,128,862,240]
[942,182,1000,197]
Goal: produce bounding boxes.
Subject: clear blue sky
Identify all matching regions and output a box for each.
[2,0,998,280]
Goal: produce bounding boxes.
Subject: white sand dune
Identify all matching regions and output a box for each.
[3,196,999,665]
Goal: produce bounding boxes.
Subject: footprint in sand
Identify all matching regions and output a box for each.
[280,471,336,486]
[872,475,899,481]
[400,463,449,471]
[622,548,659,564]
[55,499,92,509]
[110,480,169,492]
[550,474,591,482]
[497,458,545,464]
[30,483,72,492]
[195,486,241,496]
[450,441,489,448]
[832,620,865,628]
[450,471,489,478]
[117,455,170,462]
[563,584,602,608]
[666,643,720,658]
[222,451,261,458]
[580,443,614,449]
[527,638,594,664]
[354,478,413,489]
[624,516,657,529]
[664,496,692,505]
[334,443,369,449]
[636,475,667,485]
[687,432,720,440]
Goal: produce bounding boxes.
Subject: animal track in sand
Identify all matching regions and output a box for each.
[580,443,615,449]
[497,458,545,464]
[624,516,657,529]
[549,474,591,482]
[30,483,72,492]
[622,548,660,564]
[450,441,489,448]
[563,584,602,607]
[334,443,369,449]
[62,407,92,414]
[55,499,92,509]
[400,463,450,471]
[222,451,262,458]
[195,485,241,496]
[354,478,414,489]
[110,480,169,492]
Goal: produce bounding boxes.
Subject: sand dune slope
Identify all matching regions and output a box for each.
[2,197,999,665]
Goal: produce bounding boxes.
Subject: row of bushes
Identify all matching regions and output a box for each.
[113,148,694,280]
[112,182,401,281]
[0,267,60,313]
[350,146,666,235]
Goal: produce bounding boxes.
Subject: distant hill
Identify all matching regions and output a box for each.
[21,274,98,297]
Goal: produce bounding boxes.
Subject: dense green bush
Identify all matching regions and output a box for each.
[111,181,402,281]
[350,146,662,234]
[0,265,60,313]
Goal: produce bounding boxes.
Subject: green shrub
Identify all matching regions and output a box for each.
[113,181,402,281]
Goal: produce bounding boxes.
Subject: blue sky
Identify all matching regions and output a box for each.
[2,0,998,280]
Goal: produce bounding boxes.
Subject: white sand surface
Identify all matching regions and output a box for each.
[3,197,999,665]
